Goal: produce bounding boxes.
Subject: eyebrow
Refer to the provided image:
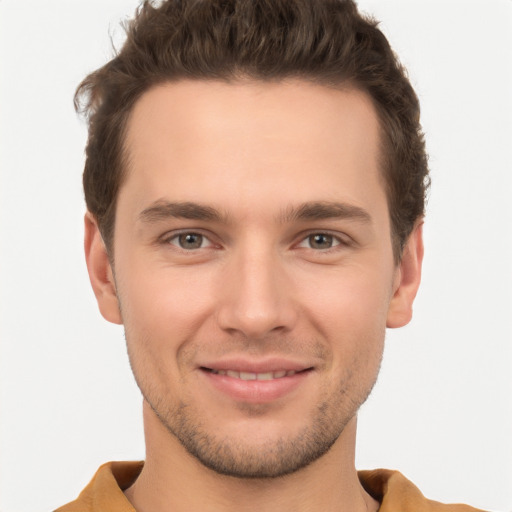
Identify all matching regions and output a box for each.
[279,201,372,224]
[139,201,227,223]
[138,200,372,225]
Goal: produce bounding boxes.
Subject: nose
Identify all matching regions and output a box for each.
[216,245,298,340]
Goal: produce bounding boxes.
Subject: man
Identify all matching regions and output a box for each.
[56,0,485,510]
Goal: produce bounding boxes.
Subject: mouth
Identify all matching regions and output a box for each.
[199,365,313,403]
[201,367,310,380]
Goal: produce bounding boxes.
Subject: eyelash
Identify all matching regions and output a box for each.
[160,230,351,253]
[161,230,217,251]
[298,233,351,253]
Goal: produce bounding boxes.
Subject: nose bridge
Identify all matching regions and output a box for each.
[217,237,296,338]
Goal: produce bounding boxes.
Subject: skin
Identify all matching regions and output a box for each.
[85,79,423,512]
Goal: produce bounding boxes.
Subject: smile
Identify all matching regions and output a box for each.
[200,366,313,403]
[206,369,299,380]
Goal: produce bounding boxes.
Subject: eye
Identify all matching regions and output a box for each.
[167,232,213,250]
[298,233,341,250]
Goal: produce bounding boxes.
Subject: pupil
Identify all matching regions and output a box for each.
[179,233,202,249]
[311,234,332,249]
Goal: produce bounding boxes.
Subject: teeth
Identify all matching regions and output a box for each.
[256,372,273,381]
[210,369,299,379]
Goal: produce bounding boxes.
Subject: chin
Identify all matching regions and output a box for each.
[149,395,356,479]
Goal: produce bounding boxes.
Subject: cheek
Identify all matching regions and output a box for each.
[300,265,389,373]
[302,264,392,328]
[117,260,216,340]
[118,269,209,396]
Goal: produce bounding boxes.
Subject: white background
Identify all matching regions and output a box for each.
[1,1,511,511]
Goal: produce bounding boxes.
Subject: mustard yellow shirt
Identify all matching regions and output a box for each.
[55,461,487,512]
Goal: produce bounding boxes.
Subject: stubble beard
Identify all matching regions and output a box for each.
[141,367,380,479]
[148,396,346,478]
[124,323,384,480]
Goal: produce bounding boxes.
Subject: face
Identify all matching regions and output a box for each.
[86,79,422,478]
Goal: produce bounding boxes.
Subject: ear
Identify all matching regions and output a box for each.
[84,212,123,325]
[386,221,424,328]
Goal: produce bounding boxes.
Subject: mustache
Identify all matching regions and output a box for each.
[177,334,330,363]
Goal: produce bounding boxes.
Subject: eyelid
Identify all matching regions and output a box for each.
[159,229,218,249]
[294,230,353,250]
[157,228,353,251]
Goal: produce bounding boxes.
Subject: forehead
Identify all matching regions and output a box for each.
[121,79,385,222]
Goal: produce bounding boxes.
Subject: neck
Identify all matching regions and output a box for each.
[124,401,379,512]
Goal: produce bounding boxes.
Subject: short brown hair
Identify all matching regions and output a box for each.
[75,0,429,261]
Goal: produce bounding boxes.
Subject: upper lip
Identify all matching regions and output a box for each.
[199,357,313,373]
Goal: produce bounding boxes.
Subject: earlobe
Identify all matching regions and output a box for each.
[84,212,123,325]
[386,221,424,329]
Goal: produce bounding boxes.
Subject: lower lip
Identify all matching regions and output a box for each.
[201,369,311,403]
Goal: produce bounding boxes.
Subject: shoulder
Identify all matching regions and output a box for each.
[54,461,143,512]
[358,469,488,512]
